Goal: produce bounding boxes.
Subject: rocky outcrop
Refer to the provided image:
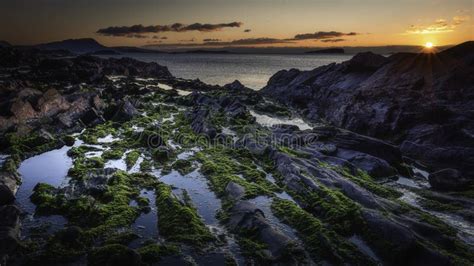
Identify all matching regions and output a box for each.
[0,205,21,263]
[262,41,474,184]
[428,168,472,191]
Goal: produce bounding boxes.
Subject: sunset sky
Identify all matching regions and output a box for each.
[1,0,472,48]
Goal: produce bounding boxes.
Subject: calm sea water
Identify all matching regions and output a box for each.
[105,53,353,89]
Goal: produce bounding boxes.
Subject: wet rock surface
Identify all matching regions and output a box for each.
[0,44,473,265]
[262,41,474,183]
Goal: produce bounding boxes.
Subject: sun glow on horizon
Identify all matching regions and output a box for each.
[425,42,434,48]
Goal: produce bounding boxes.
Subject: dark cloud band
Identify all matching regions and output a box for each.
[97,22,242,37]
[292,31,357,40]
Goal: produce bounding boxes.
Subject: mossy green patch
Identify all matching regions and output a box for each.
[104,231,140,245]
[321,162,402,199]
[80,122,118,144]
[289,180,362,235]
[196,147,278,199]
[102,147,125,160]
[272,198,375,265]
[137,243,180,264]
[125,150,140,169]
[155,183,214,247]
[171,159,194,175]
[68,156,104,179]
[88,244,140,266]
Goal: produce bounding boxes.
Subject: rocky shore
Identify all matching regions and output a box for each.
[262,41,474,186]
[0,44,472,265]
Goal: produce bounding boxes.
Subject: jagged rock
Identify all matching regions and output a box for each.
[262,41,474,179]
[224,80,246,90]
[429,168,472,191]
[336,149,397,178]
[0,172,19,205]
[0,227,19,259]
[0,205,20,228]
[109,100,139,122]
[227,200,299,261]
[225,182,245,200]
[10,99,37,122]
[0,205,20,261]
[37,88,70,117]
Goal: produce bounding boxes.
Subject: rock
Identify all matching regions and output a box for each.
[225,182,245,200]
[227,200,298,261]
[0,172,19,205]
[88,244,141,266]
[336,149,397,178]
[428,168,472,191]
[57,95,94,127]
[0,227,20,258]
[0,205,20,260]
[343,52,389,71]
[37,88,70,117]
[224,80,246,90]
[10,99,37,122]
[57,226,83,244]
[109,100,139,122]
[80,108,105,126]
[62,135,76,146]
[262,41,474,179]
[0,205,20,228]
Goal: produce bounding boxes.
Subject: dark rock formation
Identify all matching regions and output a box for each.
[35,38,107,54]
[262,41,474,184]
[428,168,472,191]
[305,48,344,54]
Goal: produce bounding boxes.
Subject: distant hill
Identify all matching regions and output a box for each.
[181,50,232,54]
[0,41,11,48]
[35,38,107,54]
[89,49,121,55]
[112,46,167,54]
[306,48,344,54]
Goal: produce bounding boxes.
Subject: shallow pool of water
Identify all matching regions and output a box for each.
[97,134,120,143]
[16,143,77,214]
[15,141,82,237]
[250,110,312,130]
[131,189,159,238]
[158,169,221,225]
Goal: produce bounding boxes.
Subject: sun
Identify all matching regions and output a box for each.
[425,42,434,48]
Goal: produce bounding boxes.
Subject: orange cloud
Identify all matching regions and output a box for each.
[406,15,470,34]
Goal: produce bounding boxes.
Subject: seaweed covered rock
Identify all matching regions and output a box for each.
[88,244,141,266]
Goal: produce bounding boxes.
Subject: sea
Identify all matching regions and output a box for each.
[103,53,353,89]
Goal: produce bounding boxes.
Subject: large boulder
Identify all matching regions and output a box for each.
[428,168,472,191]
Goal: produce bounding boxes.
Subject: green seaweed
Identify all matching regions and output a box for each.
[154,183,214,247]
[272,198,375,265]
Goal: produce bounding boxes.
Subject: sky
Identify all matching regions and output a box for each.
[0,0,472,48]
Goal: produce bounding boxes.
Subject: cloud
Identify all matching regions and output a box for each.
[406,15,470,34]
[204,37,293,45]
[244,29,251,32]
[453,15,470,25]
[97,22,242,37]
[179,38,195,42]
[292,31,357,40]
[321,38,346,43]
[127,34,148,39]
